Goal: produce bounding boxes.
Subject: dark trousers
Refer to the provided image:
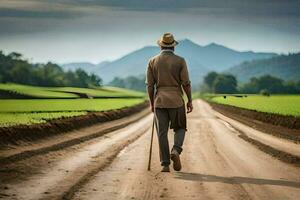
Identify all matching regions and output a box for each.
[155,106,186,166]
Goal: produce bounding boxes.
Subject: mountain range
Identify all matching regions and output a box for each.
[62,39,277,85]
[227,53,300,83]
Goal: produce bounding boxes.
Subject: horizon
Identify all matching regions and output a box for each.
[0,0,299,64]
[1,39,295,65]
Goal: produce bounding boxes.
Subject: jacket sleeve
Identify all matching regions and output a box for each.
[180,58,191,86]
[146,59,155,89]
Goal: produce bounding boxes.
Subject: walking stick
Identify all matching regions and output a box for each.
[147,114,155,171]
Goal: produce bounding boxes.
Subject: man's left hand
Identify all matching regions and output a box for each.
[187,101,193,113]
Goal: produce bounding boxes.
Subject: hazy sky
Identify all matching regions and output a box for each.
[0,0,300,63]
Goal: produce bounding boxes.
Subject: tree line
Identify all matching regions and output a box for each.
[0,51,102,87]
[203,71,300,94]
[109,75,146,92]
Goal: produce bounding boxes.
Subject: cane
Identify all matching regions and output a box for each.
[147,114,155,171]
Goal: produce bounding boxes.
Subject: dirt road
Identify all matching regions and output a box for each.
[1,100,300,200]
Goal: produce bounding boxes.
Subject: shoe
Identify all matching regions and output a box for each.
[161,166,170,172]
[170,149,181,171]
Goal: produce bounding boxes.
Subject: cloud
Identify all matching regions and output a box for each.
[2,0,300,15]
[0,0,299,62]
[0,8,82,18]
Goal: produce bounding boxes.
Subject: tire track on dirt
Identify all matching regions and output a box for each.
[209,103,300,166]
[0,115,152,200]
[0,110,149,165]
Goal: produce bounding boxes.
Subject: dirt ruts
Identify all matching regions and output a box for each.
[238,133,300,166]
[210,102,300,129]
[209,102,300,142]
[0,101,148,146]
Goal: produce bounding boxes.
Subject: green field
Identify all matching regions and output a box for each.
[48,86,144,98]
[211,95,300,117]
[0,98,144,113]
[0,83,146,127]
[0,112,86,127]
[0,98,144,127]
[0,83,79,98]
[0,83,145,99]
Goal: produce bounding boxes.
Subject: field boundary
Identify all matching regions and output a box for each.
[208,101,300,143]
[208,101,300,166]
[238,133,300,166]
[209,102,300,130]
[0,101,148,147]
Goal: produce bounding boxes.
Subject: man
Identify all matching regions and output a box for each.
[146,33,193,172]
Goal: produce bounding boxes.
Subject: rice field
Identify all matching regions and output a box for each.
[0,98,144,127]
[211,95,300,117]
[0,83,145,99]
[0,83,146,127]
[0,112,86,127]
[0,83,78,98]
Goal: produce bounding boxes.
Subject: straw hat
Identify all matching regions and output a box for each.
[157,33,178,47]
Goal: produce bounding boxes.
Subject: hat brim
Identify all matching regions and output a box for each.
[157,40,178,47]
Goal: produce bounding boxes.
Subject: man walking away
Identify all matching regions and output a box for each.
[146,33,193,172]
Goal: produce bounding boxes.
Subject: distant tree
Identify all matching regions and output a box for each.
[260,89,270,96]
[204,71,218,91]
[8,52,22,60]
[9,63,32,84]
[75,69,90,87]
[256,75,285,93]
[240,75,285,94]
[109,75,146,92]
[0,50,102,88]
[110,77,125,87]
[213,74,237,94]
[89,74,102,87]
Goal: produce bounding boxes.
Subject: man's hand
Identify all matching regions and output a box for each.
[186,101,193,113]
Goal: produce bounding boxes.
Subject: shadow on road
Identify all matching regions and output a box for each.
[175,172,300,188]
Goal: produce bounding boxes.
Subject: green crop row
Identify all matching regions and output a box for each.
[210,95,300,117]
[0,98,145,127]
[0,112,86,127]
[0,98,144,113]
[0,83,145,99]
[0,83,78,98]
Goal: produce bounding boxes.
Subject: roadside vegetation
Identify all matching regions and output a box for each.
[0,83,145,127]
[199,71,300,118]
[0,83,144,99]
[0,98,144,127]
[202,72,300,95]
[210,95,300,117]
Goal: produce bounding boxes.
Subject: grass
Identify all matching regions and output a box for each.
[0,112,86,127]
[210,95,300,117]
[102,86,145,97]
[0,83,79,98]
[0,98,144,113]
[0,83,145,99]
[0,83,146,127]
[0,98,144,127]
[47,86,145,98]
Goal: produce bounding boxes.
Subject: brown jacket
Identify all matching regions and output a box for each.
[146,50,190,108]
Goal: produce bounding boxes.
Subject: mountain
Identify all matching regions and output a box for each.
[226,53,300,83]
[95,46,161,83]
[63,39,277,85]
[175,40,276,71]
